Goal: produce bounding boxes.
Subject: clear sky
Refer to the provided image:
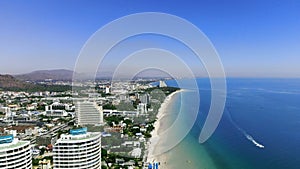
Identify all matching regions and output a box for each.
[0,0,299,77]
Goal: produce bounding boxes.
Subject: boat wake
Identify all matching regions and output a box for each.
[245,133,264,148]
[226,108,265,149]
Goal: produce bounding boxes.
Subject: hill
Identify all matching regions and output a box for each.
[0,74,71,92]
[14,69,74,82]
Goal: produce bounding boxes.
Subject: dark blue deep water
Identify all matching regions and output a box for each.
[164,78,300,169]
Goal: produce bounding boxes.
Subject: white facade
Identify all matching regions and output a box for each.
[137,103,147,114]
[0,107,11,113]
[0,136,32,169]
[45,110,68,117]
[53,131,101,169]
[159,80,167,87]
[139,93,150,105]
[105,86,110,94]
[75,101,103,125]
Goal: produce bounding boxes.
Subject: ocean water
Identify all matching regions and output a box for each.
[158,78,300,169]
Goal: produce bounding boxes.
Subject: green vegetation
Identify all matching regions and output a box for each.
[1,84,72,92]
[102,133,123,146]
[39,147,46,155]
[85,124,104,132]
[115,101,135,111]
[32,158,40,166]
[105,115,124,127]
[103,103,117,110]
[145,86,179,96]
[57,129,69,138]
[32,156,53,167]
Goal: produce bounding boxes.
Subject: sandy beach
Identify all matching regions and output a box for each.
[146,89,184,168]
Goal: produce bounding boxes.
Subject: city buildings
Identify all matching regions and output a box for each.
[139,93,150,105]
[159,80,167,87]
[105,86,110,94]
[45,109,68,117]
[53,128,101,169]
[75,101,103,125]
[0,135,32,169]
[137,103,147,114]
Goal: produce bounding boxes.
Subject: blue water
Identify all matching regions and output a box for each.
[163,78,300,169]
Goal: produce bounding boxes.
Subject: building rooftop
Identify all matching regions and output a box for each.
[0,135,13,144]
[57,130,100,142]
[69,127,87,135]
[0,138,29,151]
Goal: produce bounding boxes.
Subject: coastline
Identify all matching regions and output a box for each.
[146,89,184,168]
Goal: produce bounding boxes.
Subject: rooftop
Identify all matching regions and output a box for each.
[58,132,100,142]
[69,127,87,135]
[0,138,29,151]
[0,135,13,144]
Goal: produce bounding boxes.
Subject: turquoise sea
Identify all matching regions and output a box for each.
[156,78,300,169]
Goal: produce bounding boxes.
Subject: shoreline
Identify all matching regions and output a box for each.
[146,89,185,167]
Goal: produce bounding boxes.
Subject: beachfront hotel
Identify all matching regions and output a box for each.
[53,128,101,169]
[0,135,32,169]
[75,101,104,125]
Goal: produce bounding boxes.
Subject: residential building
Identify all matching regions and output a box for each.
[159,80,167,87]
[0,135,32,169]
[105,86,110,94]
[45,110,68,117]
[137,103,147,114]
[139,93,150,105]
[53,128,101,169]
[75,101,103,125]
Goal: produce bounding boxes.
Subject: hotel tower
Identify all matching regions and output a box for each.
[53,128,101,169]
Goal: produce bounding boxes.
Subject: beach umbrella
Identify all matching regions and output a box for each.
[148,163,153,169]
[155,162,159,169]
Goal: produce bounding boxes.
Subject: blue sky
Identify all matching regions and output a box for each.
[0,0,299,77]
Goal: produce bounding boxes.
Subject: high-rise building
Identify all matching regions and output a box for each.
[137,103,147,114]
[140,93,150,105]
[53,128,101,169]
[75,101,103,125]
[159,80,167,87]
[0,135,32,169]
[105,86,110,94]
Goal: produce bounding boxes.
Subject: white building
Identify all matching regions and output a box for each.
[53,128,101,169]
[137,103,147,114]
[0,135,32,169]
[0,107,11,113]
[45,110,68,117]
[105,86,110,94]
[139,93,150,105]
[159,80,167,87]
[46,101,72,111]
[75,101,103,125]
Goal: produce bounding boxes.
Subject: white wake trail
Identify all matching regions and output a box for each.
[226,108,265,149]
[245,134,264,148]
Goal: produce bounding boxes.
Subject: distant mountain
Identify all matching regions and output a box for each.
[14,69,75,82]
[0,74,36,90]
[13,68,173,82]
[0,74,71,92]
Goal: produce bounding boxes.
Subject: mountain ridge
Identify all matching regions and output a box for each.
[14,69,74,82]
[0,74,71,92]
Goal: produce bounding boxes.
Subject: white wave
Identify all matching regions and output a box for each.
[245,134,265,148]
[255,88,300,95]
